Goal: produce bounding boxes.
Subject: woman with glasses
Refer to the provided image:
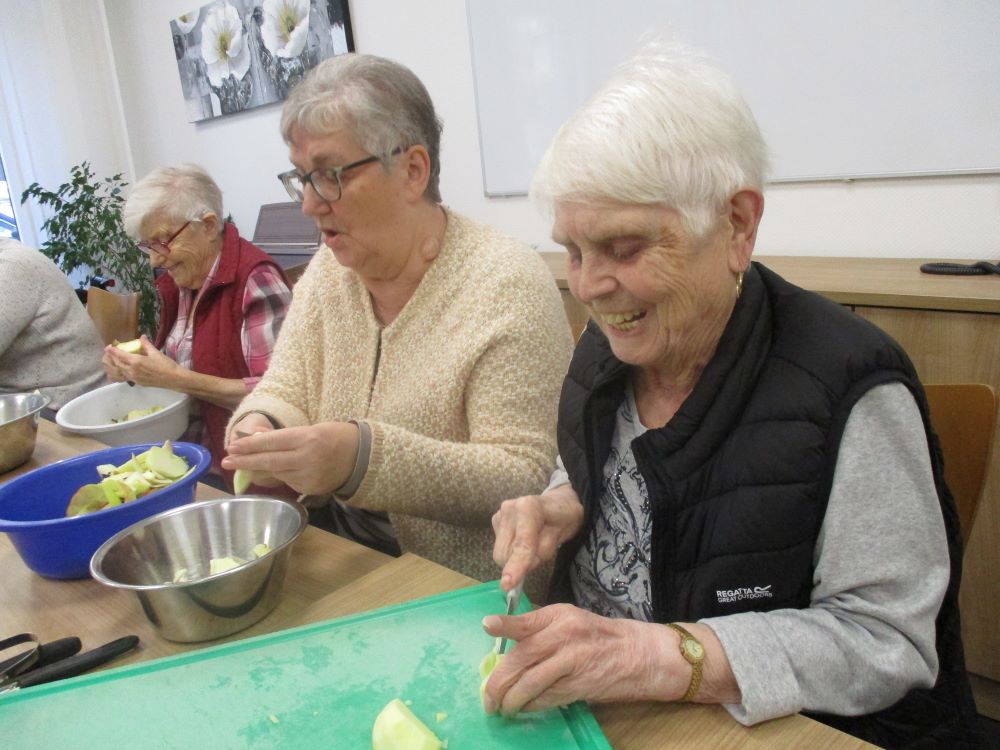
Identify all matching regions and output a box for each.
[102,164,291,486]
[222,53,573,587]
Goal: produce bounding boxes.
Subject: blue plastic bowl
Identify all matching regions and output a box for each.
[0,442,211,579]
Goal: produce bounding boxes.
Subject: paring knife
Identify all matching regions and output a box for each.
[1,635,139,692]
[497,582,523,655]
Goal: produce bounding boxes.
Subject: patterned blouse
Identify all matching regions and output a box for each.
[569,381,654,621]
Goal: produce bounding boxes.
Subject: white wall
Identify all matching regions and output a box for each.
[73,1,1000,258]
[0,0,133,247]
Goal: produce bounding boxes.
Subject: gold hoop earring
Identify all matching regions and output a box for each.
[736,271,744,298]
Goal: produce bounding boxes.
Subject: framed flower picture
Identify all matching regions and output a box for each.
[170,0,355,122]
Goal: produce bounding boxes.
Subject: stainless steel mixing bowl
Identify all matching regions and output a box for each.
[90,496,308,642]
[0,392,50,473]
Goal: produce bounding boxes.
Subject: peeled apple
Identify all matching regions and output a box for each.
[478,637,504,709]
[372,699,442,750]
[115,338,144,354]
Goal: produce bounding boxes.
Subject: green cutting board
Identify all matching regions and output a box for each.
[0,582,610,749]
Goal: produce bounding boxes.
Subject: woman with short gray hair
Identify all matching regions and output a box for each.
[104,164,291,487]
[279,52,443,202]
[224,53,573,588]
[486,41,980,747]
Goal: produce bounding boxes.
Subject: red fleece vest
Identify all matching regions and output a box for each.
[154,223,288,484]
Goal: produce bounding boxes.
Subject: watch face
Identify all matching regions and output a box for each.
[684,639,705,660]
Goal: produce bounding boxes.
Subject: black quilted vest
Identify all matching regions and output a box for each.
[551,263,981,748]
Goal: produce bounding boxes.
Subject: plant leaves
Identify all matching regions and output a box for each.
[19,162,160,335]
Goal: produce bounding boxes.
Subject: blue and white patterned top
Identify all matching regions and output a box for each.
[570,382,653,621]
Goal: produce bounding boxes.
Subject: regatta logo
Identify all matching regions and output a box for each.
[717,585,773,604]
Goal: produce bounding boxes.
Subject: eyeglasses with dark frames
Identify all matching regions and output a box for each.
[277,148,403,203]
[137,221,192,257]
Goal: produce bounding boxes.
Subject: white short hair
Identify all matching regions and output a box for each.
[123,164,224,238]
[531,39,769,239]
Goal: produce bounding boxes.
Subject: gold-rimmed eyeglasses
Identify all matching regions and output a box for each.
[137,221,191,257]
[277,148,402,203]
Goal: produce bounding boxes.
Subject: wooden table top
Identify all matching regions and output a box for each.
[540,251,1000,314]
[0,421,872,748]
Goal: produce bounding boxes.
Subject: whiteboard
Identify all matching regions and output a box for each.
[466,0,1000,196]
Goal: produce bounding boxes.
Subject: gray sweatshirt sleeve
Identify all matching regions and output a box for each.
[702,382,948,725]
[545,454,570,492]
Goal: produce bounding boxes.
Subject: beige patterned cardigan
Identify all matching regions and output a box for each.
[229,210,573,583]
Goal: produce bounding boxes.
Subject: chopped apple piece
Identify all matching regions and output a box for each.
[146,444,189,480]
[252,543,271,558]
[209,556,245,575]
[372,699,442,750]
[233,468,253,495]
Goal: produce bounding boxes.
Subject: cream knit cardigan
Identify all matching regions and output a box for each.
[230,210,574,582]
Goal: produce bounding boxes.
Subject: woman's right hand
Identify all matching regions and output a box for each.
[101,347,127,382]
[227,413,283,488]
[492,483,585,593]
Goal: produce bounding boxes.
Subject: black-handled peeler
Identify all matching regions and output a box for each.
[1,636,139,693]
[0,636,81,677]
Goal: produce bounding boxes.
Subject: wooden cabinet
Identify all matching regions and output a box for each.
[541,252,1000,717]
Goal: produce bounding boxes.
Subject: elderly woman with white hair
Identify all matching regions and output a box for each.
[221,54,573,584]
[103,165,292,484]
[485,42,981,748]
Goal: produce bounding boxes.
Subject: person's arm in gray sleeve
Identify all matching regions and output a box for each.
[545,454,570,493]
[703,382,948,724]
[0,254,40,355]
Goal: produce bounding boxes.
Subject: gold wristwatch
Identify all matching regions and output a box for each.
[666,623,705,701]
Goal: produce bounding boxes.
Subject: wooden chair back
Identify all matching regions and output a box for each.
[86,286,140,345]
[924,383,998,547]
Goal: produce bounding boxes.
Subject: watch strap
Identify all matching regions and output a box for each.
[666,622,704,702]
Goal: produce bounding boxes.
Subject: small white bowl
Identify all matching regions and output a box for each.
[56,382,190,446]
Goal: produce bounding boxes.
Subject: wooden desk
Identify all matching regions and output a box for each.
[0,422,871,747]
[541,251,1000,717]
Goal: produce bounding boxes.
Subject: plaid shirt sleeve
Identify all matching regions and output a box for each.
[240,265,292,390]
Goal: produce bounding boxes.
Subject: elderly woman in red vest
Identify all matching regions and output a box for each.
[102,164,292,485]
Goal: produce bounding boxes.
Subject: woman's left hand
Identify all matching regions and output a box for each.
[102,336,183,388]
[481,603,682,715]
[221,421,359,496]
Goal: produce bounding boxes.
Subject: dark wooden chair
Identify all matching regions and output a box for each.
[924,383,998,547]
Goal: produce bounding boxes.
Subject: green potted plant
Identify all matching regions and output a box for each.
[20,162,159,337]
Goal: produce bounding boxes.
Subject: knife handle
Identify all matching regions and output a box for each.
[33,637,82,671]
[16,636,139,689]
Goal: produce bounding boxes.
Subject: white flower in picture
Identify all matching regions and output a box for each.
[174,10,199,35]
[200,2,251,87]
[261,0,311,59]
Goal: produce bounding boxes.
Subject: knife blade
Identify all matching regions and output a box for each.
[3,636,139,692]
[497,582,523,655]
